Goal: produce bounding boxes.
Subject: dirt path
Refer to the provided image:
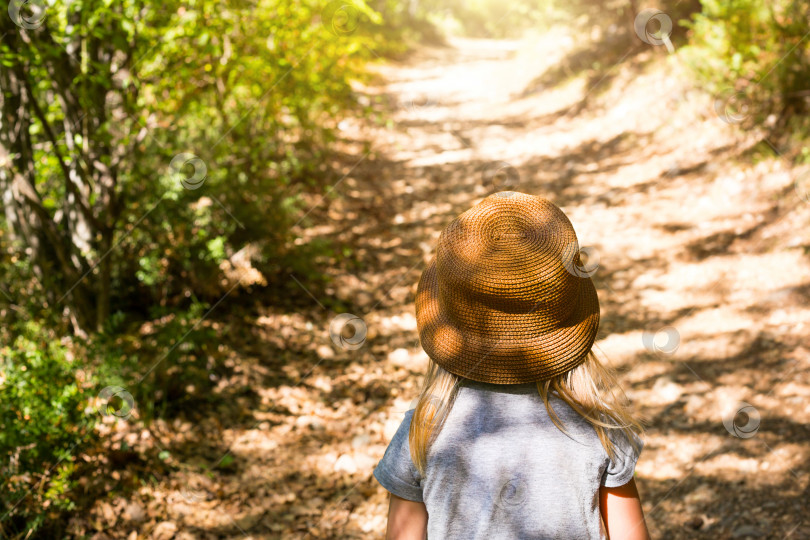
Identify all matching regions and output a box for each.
[340,35,810,539]
[101,34,810,539]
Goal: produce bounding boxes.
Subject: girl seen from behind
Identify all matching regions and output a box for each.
[373,192,650,539]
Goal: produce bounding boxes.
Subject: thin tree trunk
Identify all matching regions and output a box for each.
[96,228,112,331]
[0,27,98,333]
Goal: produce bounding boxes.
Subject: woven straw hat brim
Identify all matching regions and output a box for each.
[415,257,600,384]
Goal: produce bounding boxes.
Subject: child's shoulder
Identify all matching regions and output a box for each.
[446,383,600,437]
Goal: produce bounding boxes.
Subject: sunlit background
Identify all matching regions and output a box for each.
[1,0,809,538]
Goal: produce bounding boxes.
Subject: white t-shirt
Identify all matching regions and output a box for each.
[373,378,643,539]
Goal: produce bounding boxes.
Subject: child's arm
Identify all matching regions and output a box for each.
[384,493,428,540]
[599,478,651,540]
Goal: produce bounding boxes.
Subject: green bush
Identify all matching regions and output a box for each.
[0,0,383,334]
[0,323,97,536]
[89,299,221,423]
[0,0,427,535]
[682,0,810,135]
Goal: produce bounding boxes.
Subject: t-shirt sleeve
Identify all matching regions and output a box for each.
[601,430,644,488]
[373,409,424,502]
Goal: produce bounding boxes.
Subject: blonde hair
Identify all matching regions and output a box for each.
[408,348,644,475]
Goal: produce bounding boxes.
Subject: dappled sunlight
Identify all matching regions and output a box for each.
[313,22,810,539]
[634,433,727,481]
[5,0,810,537]
[696,443,807,484]
[287,25,810,538]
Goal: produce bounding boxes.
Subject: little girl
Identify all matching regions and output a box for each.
[373,192,650,539]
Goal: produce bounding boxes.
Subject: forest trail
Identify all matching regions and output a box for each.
[105,34,810,539]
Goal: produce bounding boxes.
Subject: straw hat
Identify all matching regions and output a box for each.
[415,192,600,384]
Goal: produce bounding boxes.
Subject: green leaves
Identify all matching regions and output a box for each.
[681,0,810,132]
[0,323,94,531]
[0,0,393,528]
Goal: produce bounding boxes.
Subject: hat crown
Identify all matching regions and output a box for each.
[436,194,581,325]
